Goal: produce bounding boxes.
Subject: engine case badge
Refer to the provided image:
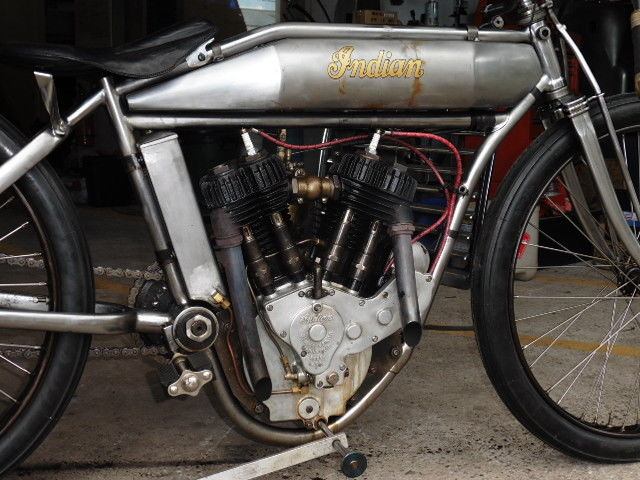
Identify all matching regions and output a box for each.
[327,46,425,80]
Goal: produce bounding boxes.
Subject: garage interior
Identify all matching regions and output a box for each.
[1,0,640,479]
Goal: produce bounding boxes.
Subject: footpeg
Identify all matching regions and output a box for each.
[157,354,213,398]
[319,422,367,478]
[167,368,212,397]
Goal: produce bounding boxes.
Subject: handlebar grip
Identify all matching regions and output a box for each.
[632,9,640,95]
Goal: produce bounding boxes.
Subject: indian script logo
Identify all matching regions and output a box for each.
[327,46,425,80]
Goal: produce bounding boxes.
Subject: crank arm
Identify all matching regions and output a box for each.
[0,293,169,334]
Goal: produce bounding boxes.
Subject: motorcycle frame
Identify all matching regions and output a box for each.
[0,3,637,444]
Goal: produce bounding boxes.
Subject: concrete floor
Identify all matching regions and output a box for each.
[6,206,640,480]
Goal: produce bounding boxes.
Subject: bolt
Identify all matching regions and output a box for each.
[326,371,339,385]
[317,380,324,387]
[425,274,433,282]
[254,404,264,414]
[182,374,199,392]
[298,291,306,297]
[313,303,322,313]
[339,364,346,371]
[297,197,305,204]
[359,300,365,306]
[329,289,335,296]
[279,330,287,338]
[390,347,401,358]
[169,385,179,395]
[202,370,212,380]
[305,405,314,414]
[190,318,208,336]
[321,197,328,204]
[301,350,307,357]
[266,305,274,311]
[371,336,379,343]
[382,291,389,299]
[198,52,206,61]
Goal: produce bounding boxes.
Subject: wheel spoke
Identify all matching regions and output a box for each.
[0,222,29,244]
[0,353,30,375]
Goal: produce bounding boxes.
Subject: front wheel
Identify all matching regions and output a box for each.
[473,94,640,461]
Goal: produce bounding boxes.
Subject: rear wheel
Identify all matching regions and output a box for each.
[0,117,92,473]
[473,94,640,461]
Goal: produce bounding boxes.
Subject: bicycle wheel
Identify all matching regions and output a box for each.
[473,94,640,461]
[0,116,92,473]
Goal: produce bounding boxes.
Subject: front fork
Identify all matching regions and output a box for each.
[564,98,640,264]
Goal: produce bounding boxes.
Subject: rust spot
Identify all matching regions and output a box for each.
[338,78,347,95]
[408,76,423,107]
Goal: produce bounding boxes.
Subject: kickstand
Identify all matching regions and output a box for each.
[198,424,367,480]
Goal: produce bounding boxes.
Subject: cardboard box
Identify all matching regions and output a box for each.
[354,10,399,25]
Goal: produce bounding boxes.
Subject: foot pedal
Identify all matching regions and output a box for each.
[319,422,367,478]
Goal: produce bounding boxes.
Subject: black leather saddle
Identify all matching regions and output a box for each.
[0,21,216,79]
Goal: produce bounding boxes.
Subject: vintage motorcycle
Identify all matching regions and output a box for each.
[1,0,640,476]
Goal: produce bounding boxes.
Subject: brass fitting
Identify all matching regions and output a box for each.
[291,175,337,201]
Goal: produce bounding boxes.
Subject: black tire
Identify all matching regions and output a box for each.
[472,94,640,462]
[0,116,93,474]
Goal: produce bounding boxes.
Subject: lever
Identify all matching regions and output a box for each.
[318,422,367,478]
[34,71,67,136]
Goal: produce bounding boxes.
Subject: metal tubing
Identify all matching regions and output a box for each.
[217,23,531,59]
[569,102,640,266]
[549,10,640,224]
[67,90,105,127]
[0,129,65,195]
[125,114,482,130]
[212,209,272,401]
[205,342,413,446]
[101,78,136,156]
[0,305,169,334]
[389,211,421,347]
[424,76,550,319]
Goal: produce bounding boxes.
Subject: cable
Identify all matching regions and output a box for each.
[253,129,369,151]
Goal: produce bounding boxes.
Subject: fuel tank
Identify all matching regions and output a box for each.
[127,39,543,112]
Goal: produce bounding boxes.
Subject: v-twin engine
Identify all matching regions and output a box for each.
[199,134,430,425]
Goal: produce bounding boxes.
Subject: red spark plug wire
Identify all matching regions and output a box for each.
[253,129,370,151]
[254,128,465,275]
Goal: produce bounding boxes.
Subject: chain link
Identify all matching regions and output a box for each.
[0,253,165,281]
[0,345,168,360]
[0,255,167,359]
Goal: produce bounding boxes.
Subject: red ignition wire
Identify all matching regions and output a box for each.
[253,129,370,151]
[256,128,465,275]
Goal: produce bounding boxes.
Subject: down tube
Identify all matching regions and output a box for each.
[422,75,551,320]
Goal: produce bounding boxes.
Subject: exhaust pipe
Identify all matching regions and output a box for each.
[211,208,272,401]
[389,205,422,347]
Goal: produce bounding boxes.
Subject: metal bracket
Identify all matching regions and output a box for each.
[33,72,67,136]
[186,38,217,68]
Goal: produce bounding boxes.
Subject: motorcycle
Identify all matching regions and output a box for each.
[0,0,640,476]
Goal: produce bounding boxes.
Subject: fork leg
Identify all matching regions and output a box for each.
[565,96,640,265]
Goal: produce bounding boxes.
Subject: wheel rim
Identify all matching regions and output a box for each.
[0,185,56,434]
[510,124,640,436]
